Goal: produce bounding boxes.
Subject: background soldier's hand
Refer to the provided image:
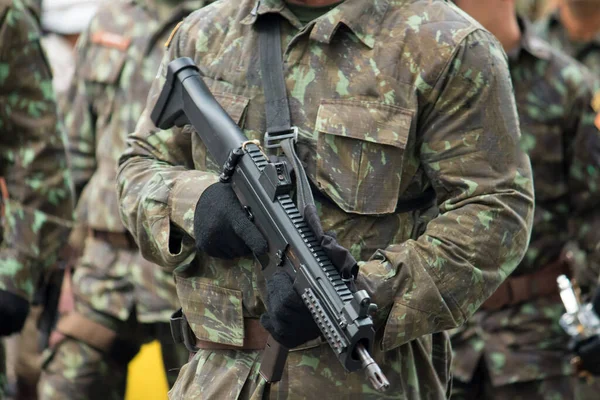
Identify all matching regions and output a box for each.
[260,271,321,349]
[571,287,600,376]
[193,182,268,259]
[0,289,30,336]
[572,335,600,376]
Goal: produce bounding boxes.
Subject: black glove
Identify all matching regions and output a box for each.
[572,335,600,376]
[194,182,268,259]
[260,271,321,349]
[0,290,30,336]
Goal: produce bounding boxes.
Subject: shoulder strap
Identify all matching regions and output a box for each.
[257,14,298,149]
[256,15,358,282]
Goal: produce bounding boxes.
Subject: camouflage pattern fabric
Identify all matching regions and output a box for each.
[451,18,600,396]
[516,0,557,21]
[452,361,581,400]
[0,0,74,304]
[535,9,600,78]
[40,322,183,400]
[62,0,209,325]
[0,0,74,396]
[117,0,535,397]
[38,0,209,398]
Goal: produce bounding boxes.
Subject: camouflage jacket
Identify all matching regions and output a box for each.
[535,12,600,289]
[0,0,74,302]
[535,11,600,76]
[516,0,555,21]
[452,20,600,386]
[117,0,534,397]
[66,0,208,320]
[69,0,208,231]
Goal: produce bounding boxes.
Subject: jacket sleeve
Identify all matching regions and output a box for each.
[564,77,600,290]
[117,18,218,271]
[64,28,98,200]
[0,1,74,301]
[355,30,535,350]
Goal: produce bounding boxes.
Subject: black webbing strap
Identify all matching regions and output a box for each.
[258,14,298,148]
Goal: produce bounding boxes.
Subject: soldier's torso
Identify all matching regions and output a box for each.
[172,0,502,398]
[510,36,591,275]
[452,33,598,387]
[76,0,205,231]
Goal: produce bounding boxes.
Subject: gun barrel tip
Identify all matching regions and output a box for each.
[366,365,390,392]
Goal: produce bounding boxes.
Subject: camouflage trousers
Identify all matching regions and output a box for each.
[452,360,600,400]
[38,316,187,400]
[37,234,185,400]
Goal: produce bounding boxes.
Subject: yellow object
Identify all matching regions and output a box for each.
[126,341,169,400]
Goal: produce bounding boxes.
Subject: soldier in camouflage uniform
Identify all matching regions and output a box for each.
[536,0,600,79]
[36,1,212,399]
[0,0,74,396]
[116,0,535,398]
[451,1,600,399]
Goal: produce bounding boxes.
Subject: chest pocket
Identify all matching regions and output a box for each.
[315,99,413,215]
[192,91,251,173]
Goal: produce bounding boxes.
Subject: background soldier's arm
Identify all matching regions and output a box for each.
[63,28,97,201]
[0,0,74,302]
[564,76,600,290]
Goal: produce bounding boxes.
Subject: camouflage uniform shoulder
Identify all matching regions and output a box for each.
[74,0,151,79]
[380,0,507,92]
[83,0,146,44]
[0,0,42,46]
[534,35,596,95]
[170,0,246,51]
[385,0,494,47]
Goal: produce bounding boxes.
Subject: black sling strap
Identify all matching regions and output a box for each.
[257,14,298,148]
[256,14,359,278]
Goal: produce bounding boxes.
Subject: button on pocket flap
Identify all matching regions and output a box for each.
[175,276,245,347]
[81,39,128,84]
[316,100,412,149]
[212,92,250,125]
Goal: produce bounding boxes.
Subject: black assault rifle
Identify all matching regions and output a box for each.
[151,57,389,392]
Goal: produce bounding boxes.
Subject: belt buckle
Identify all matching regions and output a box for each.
[264,126,298,149]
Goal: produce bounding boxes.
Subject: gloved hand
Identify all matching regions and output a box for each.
[572,335,600,376]
[0,290,30,336]
[194,181,268,259]
[260,271,321,349]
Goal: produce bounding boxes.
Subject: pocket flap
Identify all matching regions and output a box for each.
[316,99,412,149]
[175,276,245,347]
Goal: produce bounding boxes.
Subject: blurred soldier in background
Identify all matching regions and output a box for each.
[41,0,101,100]
[516,0,557,20]
[452,0,600,399]
[37,1,212,399]
[0,0,75,398]
[2,2,99,399]
[536,0,600,76]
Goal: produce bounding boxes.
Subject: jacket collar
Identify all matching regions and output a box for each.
[240,0,390,49]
